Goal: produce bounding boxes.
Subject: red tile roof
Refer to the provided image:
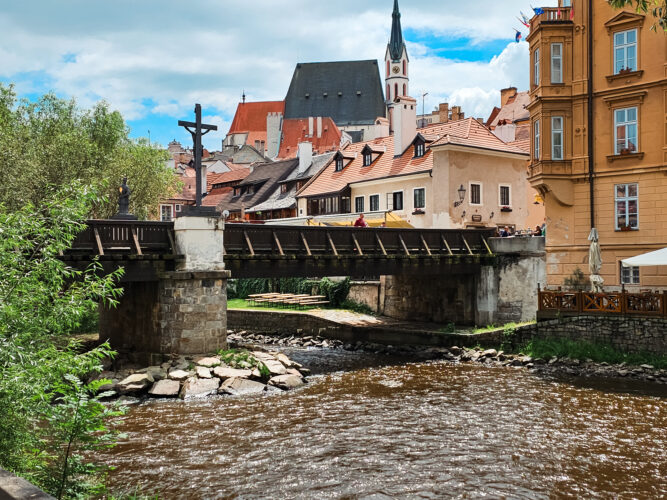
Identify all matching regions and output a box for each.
[206,169,251,192]
[203,187,234,207]
[299,118,527,198]
[278,117,342,159]
[228,101,285,135]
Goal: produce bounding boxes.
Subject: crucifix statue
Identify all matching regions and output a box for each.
[178,104,218,209]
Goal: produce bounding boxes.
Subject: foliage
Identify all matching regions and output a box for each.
[0,183,127,498]
[501,324,518,350]
[563,267,589,292]
[609,0,667,30]
[229,277,351,307]
[217,349,270,378]
[516,338,667,369]
[439,322,457,334]
[318,278,350,308]
[338,300,375,315]
[0,83,179,220]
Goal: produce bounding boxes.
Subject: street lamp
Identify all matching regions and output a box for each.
[454,184,467,207]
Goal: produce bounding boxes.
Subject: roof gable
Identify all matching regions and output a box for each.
[228,101,285,134]
[604,11,645,31]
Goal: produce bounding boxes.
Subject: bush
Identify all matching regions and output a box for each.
[563,267,589,292]
[338,300,375,315]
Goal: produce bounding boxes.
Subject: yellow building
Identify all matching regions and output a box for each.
[527,0,667,290]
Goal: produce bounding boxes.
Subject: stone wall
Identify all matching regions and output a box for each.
[0,468,54,499]
[513,315,667,356]
[348,281,381,313]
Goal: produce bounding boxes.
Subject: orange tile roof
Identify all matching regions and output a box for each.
[278,117,342,159]
[228,101,285,135]
[202,187,234,207]
[299,118,527,198]
[508,138,530,154]
[206,168,251,192]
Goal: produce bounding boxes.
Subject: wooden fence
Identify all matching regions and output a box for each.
[538,288,667,317]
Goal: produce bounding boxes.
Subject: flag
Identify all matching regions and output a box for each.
[520,11,531,25]
[517,16,530,28]
[515,30,522,43]
[570,1,575,20]
[557,5,561,18]
[532,5,544,16]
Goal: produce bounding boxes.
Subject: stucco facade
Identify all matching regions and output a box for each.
[527,0,667,289]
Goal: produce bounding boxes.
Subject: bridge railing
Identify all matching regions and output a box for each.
[70,220,174,255]
[223,225,495,257]
[538,289,667,317]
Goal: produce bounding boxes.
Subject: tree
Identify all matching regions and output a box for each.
[0,183,126,498]
[609,0,667,30]
[0,84,180,220]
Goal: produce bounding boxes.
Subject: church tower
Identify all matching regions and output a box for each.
[384,0,409,104]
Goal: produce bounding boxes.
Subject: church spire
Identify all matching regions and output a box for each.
[389,0,404,61]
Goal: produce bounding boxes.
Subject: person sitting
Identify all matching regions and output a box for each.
[500,226,511,237]
[354,213,368,228]
[533,225,542,236]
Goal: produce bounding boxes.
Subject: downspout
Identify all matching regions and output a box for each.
[588,0,595,229]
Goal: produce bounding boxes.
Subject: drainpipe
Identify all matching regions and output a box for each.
[588,0,595,229]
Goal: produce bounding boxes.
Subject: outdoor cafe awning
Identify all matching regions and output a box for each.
[621,247,667,267]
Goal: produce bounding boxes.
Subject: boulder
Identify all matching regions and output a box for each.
[117,373,153,394]
[213,366,252,380]
[269,374,305,390]
[179,377,220,399]
[168,369,191,381]
[196,357,221,368]
[196,367,212,379]
[481,349,498,358]
[148,379,180,398]
[275,353,296,368]
[219,377,267,396]
[137,366,168,381]
[286,368,304,378]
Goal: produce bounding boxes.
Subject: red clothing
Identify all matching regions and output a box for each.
[354,218,368,228]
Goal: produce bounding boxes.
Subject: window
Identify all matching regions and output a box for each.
[160,204,173,222]
[615,183,638,230]
[614,29,637,74]
[233,187,240,197]
[552,116,564,160]
[175,204,182,213]
[393,191,404,211]
[551,43,562,83]
[534,119,540,160]
[614,107,638,154]
[335,157,344,171]
[470,183,482,205]
[363,152,373,167]
[620,263,640,285]
[387,60,390,77]
[403,60,406,75]
[386,84,390,100]
[280,184,288,194]
[499,185,511,206]
[355,196,364,213]
[403,84,407,96]
[534,48,540,86]
[414,188,425,209]
[394,84,398,100]
[415,140,425,158]
[369,194,380,212]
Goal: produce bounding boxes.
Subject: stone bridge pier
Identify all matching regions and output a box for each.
[100,217,229,364]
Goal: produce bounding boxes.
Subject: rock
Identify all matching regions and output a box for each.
[168,369,190,381]
[213,366,253,380]
[252,353,287,376]
[275,353,295,368]
[117,373,153,394]
[196,367,212,379]
[148,380,180,398]
[179,377,220,399]
[137,366,168,381]
[298,367,311,376]
[618,370,629,377]
[481,349,498,358]
[219,377,267,396]
[286,368,304,378]
[449,346,463,356]
[196,357,221,368]
[641,364,655,370]
[251,368,262,379]
[269,374,305,390]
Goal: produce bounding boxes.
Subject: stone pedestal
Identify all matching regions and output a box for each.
[174,216,225,271]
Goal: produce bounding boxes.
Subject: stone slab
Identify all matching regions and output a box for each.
[148,379,181,397]
[179,377,220,399]
[219,377,267,396]
[213,366,252,380]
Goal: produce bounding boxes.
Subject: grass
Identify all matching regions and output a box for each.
[227,298,376,315]
[510,338,667,369]
[473,321,535,334]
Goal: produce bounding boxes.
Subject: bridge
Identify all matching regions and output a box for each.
[64,218,541,363]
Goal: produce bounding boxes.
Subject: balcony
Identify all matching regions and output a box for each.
[528,159,573,180]
[530,7,573,30]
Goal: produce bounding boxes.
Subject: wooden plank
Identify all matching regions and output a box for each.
[167,229,176,253]
[441,234,453,255]
[481,236,493,255]
[272,231,284,256]
[352,233,363,255]
[420,234,432,256]
[375,233,387,256]
[93,227,104,256]
[243,230,255,256]
[461,235,473,255]
[300,231,312,256]
[131,227,143,255]
[326,231,339,256]
[398,234,410,256]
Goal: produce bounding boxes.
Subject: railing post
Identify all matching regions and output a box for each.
[663,291,667,317]
[621,287,627,315]
[577,291,583,313]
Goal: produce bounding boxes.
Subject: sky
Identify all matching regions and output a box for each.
[0,0,559,150]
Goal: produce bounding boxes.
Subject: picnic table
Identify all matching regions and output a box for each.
[246,293,329,309]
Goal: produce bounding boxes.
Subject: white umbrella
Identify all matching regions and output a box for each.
[588,228,604,293]
[622,247,667,267]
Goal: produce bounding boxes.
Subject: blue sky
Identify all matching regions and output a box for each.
[0,0,559,150]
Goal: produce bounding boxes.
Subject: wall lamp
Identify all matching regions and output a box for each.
[453,184,466,207]
[461,211,466,218]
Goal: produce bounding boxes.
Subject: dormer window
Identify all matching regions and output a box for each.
[415,141,425,158]
[280,184,288,194]
[335,157,344,171]
[363,152,373,167]
[233,187,240,197]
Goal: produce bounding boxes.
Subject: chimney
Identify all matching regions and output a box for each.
[297,142,313,174]
[308,117,314,137]
[500,87,518,107]
[317,117,323,138]
[451,106,461,121]
[439,103,449,124]
[389,96,417,157]
[266,112,283,159]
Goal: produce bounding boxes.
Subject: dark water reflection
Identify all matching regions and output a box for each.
[104,351,667,499]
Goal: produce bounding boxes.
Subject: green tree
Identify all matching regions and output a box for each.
[0,182,127,498]
[0,83,180,219]
[609,0,667,30]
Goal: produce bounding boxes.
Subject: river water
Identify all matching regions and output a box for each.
[104,348,667,499]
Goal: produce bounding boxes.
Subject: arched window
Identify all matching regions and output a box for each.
[403,84,407,97]
[387,60,390,77]
[403,60,406,75]
[394,83,399,99]
[387,84,390,100]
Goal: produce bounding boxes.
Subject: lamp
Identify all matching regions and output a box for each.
[454,184,467,207]
[490,212,495,219]
[461,211,466,218]
[534,193,544,205]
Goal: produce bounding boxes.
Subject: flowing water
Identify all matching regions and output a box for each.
[104,348,667,499]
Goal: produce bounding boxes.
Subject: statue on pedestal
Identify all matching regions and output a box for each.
[111,177,138,220]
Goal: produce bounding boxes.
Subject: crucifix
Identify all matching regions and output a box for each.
[178,104,218,208]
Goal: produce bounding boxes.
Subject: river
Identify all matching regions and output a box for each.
[103,347,667,499]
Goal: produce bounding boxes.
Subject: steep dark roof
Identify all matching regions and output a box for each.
[284,61,386,126]
[389,0,406,61]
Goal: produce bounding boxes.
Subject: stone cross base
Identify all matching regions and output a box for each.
[100,270,230,365]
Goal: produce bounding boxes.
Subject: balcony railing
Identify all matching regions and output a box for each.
[538,288,667,317]
[530,7,573,30]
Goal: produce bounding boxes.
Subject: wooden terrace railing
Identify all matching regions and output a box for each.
[530,7,573,31]
[538,288,667,317]
[70,220,175,256]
